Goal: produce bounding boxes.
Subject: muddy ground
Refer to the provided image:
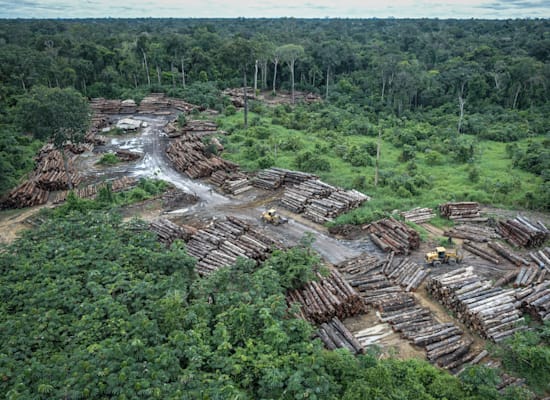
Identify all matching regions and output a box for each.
[1,110,548,362]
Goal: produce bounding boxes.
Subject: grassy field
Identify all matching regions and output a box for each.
[216,109,544,224]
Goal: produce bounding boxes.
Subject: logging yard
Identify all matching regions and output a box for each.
[1,93,549,394]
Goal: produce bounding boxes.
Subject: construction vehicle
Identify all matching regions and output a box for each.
[425,247,463,267]
[260,208,288,225]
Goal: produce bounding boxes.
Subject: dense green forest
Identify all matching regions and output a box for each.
[0,18,549,212]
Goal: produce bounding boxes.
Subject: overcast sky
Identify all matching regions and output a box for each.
[0,0,548,19]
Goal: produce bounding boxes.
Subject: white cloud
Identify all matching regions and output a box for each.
[1,0,548,18]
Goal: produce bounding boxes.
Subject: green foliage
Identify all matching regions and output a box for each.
[492,322,550,395]
[265,234,326,289]
[97,152,119,165]
[295,151,331,173]
[15,86,91,143]
[176,113,187,127]
[0,128,42,194]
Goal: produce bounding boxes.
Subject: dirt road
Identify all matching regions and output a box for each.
[90,114,382,265]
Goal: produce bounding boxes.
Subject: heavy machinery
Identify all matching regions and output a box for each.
[425,247,463,267]
[260,208,288,225]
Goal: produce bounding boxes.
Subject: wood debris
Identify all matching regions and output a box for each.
[497,215,549,248]
[316,317,364,354]
[287,269,365,324]
[512,266,541,288]
[439,202,487,222]
[185,216,282,275]
[426,267,527,342]
[400,207,436,223]
[363,217,420,255]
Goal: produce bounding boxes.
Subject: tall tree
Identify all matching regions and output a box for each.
[15,86,90,188]
[278,44,305,104]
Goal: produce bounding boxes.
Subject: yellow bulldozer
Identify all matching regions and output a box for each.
[425,246,463,267]
[260,208,288,226]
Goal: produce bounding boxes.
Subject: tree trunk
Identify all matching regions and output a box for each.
[325,66,330,100]
[142,49,151,87]
[254,59,258,95]
[133,74,138,88]
[458,95,465,133]
[290,59,295,104]
[381,76,386,102]
[181,57,186,87]
[156,65,161,85]
[457,81,466,134]
[262,60,268,88]
[272,58,278,94]
[375,129,381,187]
[512,83,521,109]
[243,70,248,129]
[171,63,175,88]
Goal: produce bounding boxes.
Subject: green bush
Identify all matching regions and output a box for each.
[97,153,119,165]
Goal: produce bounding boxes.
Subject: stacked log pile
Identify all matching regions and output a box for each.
[32,148,81,191]
[252,167,316,190]
[52,177,137,204]
[182,120,218,136]
[512,266,541,288]
[487,241,530,266]
[462,240,502,264]
[426,267,526,342]
[287,269,365,324]
[363,217,420,255]
[138,93,172,115]
[384,257,430,292]
[529,248,550,270]
[91,95,196,116]
[280,179,370,223]
[401,207,436,223]
[85,114,109,145]
[336,254,474,369]
[317,317,364,354]
[515,281,550,322]
[444,224,500,243]
[115,149,142,162]
[497,216,549,248]
[439,202,486,222]
[222,87,256,107]
[166,133,238,179]
[209,170,252,195]
[0,181,49,209]
[149,218,194,245]
[120,99,138,114]
[185,216,282,275]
